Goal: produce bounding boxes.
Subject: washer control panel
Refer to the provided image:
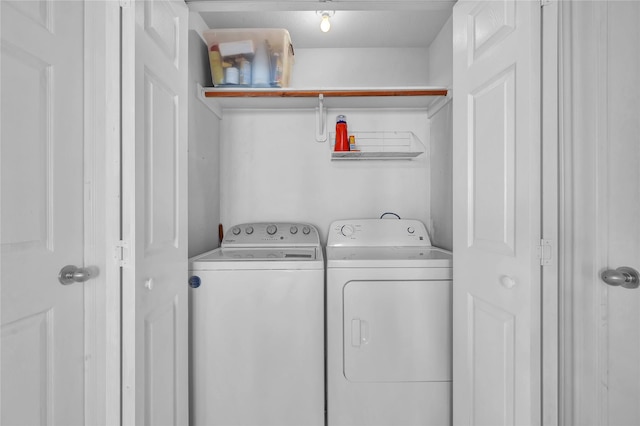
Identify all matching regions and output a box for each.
[328,219,432,247]
[222,222,319,247]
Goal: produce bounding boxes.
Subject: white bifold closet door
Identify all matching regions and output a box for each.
[452,0,542,424]
[1,2,86,423]
[1,1,119,424]
[121,0,189,425]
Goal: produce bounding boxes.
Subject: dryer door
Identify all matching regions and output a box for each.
[343,280,452,382]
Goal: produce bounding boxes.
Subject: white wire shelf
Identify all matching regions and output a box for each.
[329,131,426,161]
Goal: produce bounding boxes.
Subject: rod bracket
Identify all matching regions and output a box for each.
[315,94,327,142]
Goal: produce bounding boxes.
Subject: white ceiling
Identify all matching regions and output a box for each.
[190,2,455,49]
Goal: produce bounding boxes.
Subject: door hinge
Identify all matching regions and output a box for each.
[120,0,131,8]
[537,239,553,266]
[114,240,130,267]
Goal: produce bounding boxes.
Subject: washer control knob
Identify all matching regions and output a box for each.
[341,225,355,237]
[407,227,415,234]
[266,225,278,235]
[302,226,311,235]
[290,226,298,235]
[232,227,241,236]
[245,226,254,235]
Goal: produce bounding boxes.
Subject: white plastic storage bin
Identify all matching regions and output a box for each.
[203,28,294,88]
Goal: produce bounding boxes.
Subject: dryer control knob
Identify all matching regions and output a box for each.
[302,226,311,235]
[290,226,298,235]
[341,225,355,237]
[245,226,254,235]
[266,225,278,235]
[407,227,415,234]
[232,227,241,236]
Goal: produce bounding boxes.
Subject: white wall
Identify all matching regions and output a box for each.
[196,38,451,246]
[219,108,430,243]
[290,47,430,88]
[188,30,221,257]
[429,104,452,250]
[427,16,453,88]
[427,16,453,250]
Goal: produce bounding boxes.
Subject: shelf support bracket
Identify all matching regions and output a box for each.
[426,89,453,119]
[197,83,223,119]
[315,94,327,142]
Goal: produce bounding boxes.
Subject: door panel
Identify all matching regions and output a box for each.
[1,41,52,251]
[565,2,640,424]
[468,66,516,255]
[467,295,515,425]
[1,1,85,424]
[453,0,541,424]
[121,0,188,424]
[144,71,180,251]
[468,0,515,64]
[144,298,179,425]
[1,311,54,425]
[605,4,640,424]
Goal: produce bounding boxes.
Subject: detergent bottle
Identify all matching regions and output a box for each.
[334,115,349,152]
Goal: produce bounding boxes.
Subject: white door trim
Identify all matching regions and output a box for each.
[83,1,122,423]
[558,2,575,423]
[542,1,559,424]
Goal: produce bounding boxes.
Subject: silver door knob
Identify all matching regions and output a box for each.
[500,275,517,289]
[58,265,96,285]
[601,267,639,289]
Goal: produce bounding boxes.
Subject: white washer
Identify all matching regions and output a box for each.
[326,219,452,426]
[189,223,324,426]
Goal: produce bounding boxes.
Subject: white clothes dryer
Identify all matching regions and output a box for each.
[326,219,453,426]
[189,223,324,426]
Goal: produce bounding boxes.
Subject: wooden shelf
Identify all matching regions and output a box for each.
[203,88,448,99]
[200,87,449,110]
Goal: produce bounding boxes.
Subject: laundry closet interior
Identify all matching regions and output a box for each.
[184,1,456,425]
[185,1,454,256]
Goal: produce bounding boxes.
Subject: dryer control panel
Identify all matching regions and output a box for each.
[327,219,432,247]
[222,222,320,247]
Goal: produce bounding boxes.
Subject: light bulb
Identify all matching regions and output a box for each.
[320,14,331,32]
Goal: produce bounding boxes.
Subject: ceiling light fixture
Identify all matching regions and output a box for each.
[317,11,335,33]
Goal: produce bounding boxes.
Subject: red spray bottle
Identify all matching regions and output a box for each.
[334,115,349,151]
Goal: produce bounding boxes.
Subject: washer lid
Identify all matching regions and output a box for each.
[190,247,324,271]
[194,247,317,261]
[327,246,452,268]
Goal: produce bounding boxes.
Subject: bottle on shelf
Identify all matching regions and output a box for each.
[334,115,349,152]
[239,58,252,86]
[252,40,271,88]
[208,45,224,86]
[271,52,283,87]
[349,135,357,151]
